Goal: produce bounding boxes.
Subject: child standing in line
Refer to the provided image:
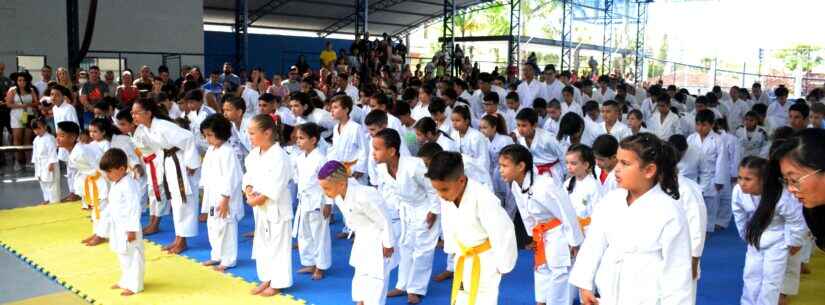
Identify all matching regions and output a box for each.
[563,144,601,233]
[100,148,145,296]
[243,114,294,297]
[199,114,245,272]
[293,122,332,280]
[31,118,61,204]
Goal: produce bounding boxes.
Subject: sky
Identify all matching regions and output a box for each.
[646,0,825,67]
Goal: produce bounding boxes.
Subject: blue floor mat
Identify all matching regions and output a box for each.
[142,203,745,305]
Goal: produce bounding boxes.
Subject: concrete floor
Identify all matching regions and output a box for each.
[0,160,83,304]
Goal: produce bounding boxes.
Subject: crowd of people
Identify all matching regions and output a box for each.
[3,33,825,305]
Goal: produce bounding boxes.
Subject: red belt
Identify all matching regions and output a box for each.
[143,153,161,201]
[536,160,560,176]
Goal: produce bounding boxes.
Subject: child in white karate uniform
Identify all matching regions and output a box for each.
[31,118,61,204]
[732,156,806,305]
[243,114,294,297]
[687,110,728,232]
[100,148,145,296]
[498,144,583,305]
[199,114,245,271]
[318,160,398,305]
[563,144,601,233]
[570,133,693,305]
[479,115,516,218]
[292,122,332,280]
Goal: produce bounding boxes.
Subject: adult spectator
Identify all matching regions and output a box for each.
[282,66,300,93]
[103,70,118,97]
[295,55,310,76]
[33,65,52,97]
[79,66,108,127]
[320,41,337,68]
[134,65,154,92]
[219,62,240,87]
[4,71,38,170]
[0,63,12,152]
[202,70,224,97]
[116,70,139,108]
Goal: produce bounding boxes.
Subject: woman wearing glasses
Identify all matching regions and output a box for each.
[768,128,825,251]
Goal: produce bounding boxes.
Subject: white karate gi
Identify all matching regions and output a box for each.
[333,180,398,305]
[244,144,294,289]
[201,143,244,268]
[291,148,332,270]
[435,132,460,152]
[242,86,260,116]
[328,120,368,176]
[732,187,806,305]
[542,79,564,103]
[782,200,807,297]
[451,127,491,177]
[687,131,727,232]
[439,179,518,305]
[377,156,440,296]
[560,100,583,117]
[592,121,632,142]
[187,105,215,214]
[134,119,201,237]
[766,100,792,128]
[564,174,601,223]
[569,186,693,305]
[675,176,708,305]
[516,128,566,185]
[511,173,583,305]
[721,98,750,131]
[648,111,686,140]
[411,102,432,122]
[295,108,335,139]
[735,126,769,159]
[517,79,546,109]
[32,133,60,203]
[593,87,616,104]
[131,128,168,217]
[70,143,109,238]
[108,174,145,293]
[716,130,739,229]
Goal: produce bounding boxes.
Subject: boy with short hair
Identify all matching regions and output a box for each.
[100,148,145,296]
[542,99,562,135]
[687,109,727,233]
[428,98,452,135]
[735,111,769,159]
[591,134,619,195]
[514,108,566,185]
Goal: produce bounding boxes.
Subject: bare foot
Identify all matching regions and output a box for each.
[202,260,219,266]
[293,242,299,249]
[250,282,268,295]
[120,289,135,296]
[407,293,421,304]
[38,201,49,205]
[243,231,254,238]
[387,288,405,297]
[779,294,789,305]
[198,213,207,223]
[62,193,81,202]
[259,287,279,297]
[81,235,94,244]
[110,284,121,290]
[297,266,316,274]
[213,265,228,272]
[436,239,444,249]
[524,241,536,251]
[802,263,811,274]
[312,269,324,280]
[142,223,159,235]
[433,271,453,282]
[86,236,107,246]
[336,232,350,239]
[168,244,187,254]
[162,242,176,251]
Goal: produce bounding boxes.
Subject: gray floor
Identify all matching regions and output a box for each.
[0,159,77,304]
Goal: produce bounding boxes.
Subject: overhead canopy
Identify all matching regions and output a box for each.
[203,0,489,37]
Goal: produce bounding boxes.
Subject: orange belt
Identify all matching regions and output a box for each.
[536,160,560,176]
[532,218,562,269]
[84,171,102,220]
[142,153,161,201]
[578,216,592,230]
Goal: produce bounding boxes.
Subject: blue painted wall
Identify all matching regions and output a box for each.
[203,31,353,76]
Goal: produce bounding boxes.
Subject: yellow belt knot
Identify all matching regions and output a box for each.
[451,239,492,305]
[84,171,102,220]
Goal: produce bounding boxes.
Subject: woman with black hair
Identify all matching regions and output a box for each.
[287,91,335,140]
[570,133,692,305]
[732,156,806,305]
[5,71,39,170]
[131,98,201,254]
[767,128,825,251]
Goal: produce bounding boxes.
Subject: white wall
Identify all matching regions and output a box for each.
[0,0,203,76]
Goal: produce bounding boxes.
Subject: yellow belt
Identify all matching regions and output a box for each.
[451,239,492,305]
[84,171,102,220]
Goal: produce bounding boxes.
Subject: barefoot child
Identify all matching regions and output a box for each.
[318,160,397,305]
[498,144,583,305]
[243,114,294,297]
[373,129,440,304]
[100,148,145,296]
[199,114,245,272]
[131,98,201,254]
[424,151,517,305]
[31,118,60,204]
[116,111,167,235]
[570,133,692,305]
[293,122,332,280]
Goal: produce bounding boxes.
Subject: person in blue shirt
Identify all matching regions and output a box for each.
[202,70,223,98]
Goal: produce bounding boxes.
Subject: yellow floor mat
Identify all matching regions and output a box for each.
[794,248,825,304]
[0,203,304,305]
